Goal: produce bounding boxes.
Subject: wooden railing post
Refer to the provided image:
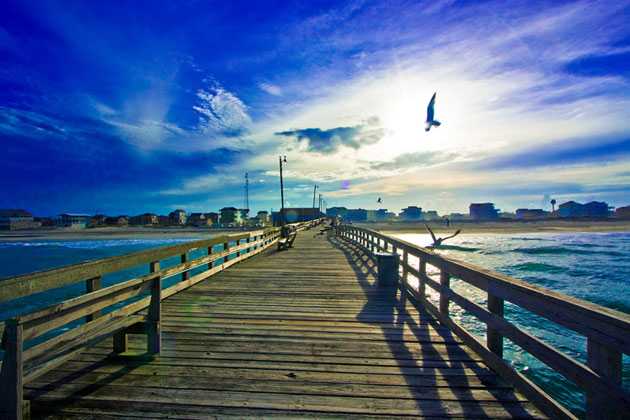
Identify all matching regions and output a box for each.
[224,242,230,262]
[246,236,251,253]
[586,338,622,419]
[419,260,426,296]
[439,270,450,315]
[0,319,26,420]
[487,293,504,357]
[181,252,190,281]
[147,260,161,355]
[207,246,214,270]
[85,275,102,322]
[402,251,409,283]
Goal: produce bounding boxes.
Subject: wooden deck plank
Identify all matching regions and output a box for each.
[25,232,546,419]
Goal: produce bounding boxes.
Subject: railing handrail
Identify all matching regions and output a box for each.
[336,224,630,420]
[0,227,279,303]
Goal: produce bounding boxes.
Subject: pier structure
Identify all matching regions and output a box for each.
[0,221,628,419]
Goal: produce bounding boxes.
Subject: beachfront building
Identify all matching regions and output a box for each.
[469,203,500,220]
[272,208,322,225]
[423,210,439,220]
[0,209,36,230]
[187,213,211,227]
[614,205,630,218]
[256,211,270,225]
[169,209,187,225]
[584,201,613,217]
[515,209,548,219]
[106,216,129,226]
[219,207,249,225]
[205,212,219,224]
[400,206,423,221]
[446,213,467,220]
[129,213,158,225]
[326,207,348,219]
[55,213,91,228]
[372,209,395,221]
[346,209,368,222]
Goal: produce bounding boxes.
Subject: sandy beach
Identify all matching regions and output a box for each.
[1,219,629,242]
[355,218,630,235]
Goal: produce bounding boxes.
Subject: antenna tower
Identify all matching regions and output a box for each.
[244,173,249,210]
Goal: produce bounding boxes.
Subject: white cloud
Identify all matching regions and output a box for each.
[193,84,252,137]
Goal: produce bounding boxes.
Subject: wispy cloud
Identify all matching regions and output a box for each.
[193,83,252,137]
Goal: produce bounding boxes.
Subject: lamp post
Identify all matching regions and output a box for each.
[312,184,318,208]
[279,156,287,230]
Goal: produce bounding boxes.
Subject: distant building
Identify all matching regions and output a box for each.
[129,213,158,225]
[169,209,187,225]
[499,212,516,219]
[0,209,35,230]
[106,216,129,226]
[187,213,210,227]
[272,208,323,225]
[219,207,249,225]
[614,205,630,218]
[373,209,395,221]
[346,209,368,222]
[256,211,270,225]
[558,201,583,217]
[423,210,439,220]
[204,212,219,224]
[583,201,613,217]
[157,215,170,225]
[91,214,108,226]
[55,213,91,228]
[400,206,423,221]
[447,213,467,220]
[326,207,348,219]
[469,203,500,220]
[515,209,548,219]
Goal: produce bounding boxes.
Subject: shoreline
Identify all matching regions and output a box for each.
[1,219,629,242]
[355,219,630,234]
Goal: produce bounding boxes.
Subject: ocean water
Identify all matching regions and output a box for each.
[393,231,630,418]
[1,232,628,417]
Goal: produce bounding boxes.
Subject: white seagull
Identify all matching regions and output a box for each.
[425,223,460,247]
[425,92,441,132]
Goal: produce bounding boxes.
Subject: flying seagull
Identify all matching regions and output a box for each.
[377,197,382,203]
[425,92,441,132]
[425,223,460,247]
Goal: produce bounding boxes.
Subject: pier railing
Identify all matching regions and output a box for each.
[336,225,630,420]
[0,219,323,419]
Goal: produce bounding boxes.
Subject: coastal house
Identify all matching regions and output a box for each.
[583,201,613,217]
[106,216,129,226]
[204,212,219,224]
[91,214,108,226]
[187,213,213,227]
[423,210,439,220]
[373,209,394,221]
[346,209,368,222]
[0,209,36,230]
[272,208,322,225]
[326,207,348,219]
[55,214,91,228]
[129,213,158,225]
[469,203,500,220]
[515,209,548,219]
[169,209,187,225]
[256,211,270,225]
[558,201,583,217]
[219,207,249,225]
[614,205,630,218]
[400,206,423,221]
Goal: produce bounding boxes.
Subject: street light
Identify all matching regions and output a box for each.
[312,184,318,208]
[279,156,287,231]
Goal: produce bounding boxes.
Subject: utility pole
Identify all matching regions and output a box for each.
[244,173,249,210]
[312,184,318,208]
[279,156,287,228]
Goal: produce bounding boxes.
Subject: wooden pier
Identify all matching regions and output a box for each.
[1,223,629,419]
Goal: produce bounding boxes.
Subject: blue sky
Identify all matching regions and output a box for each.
[1,0,629,217]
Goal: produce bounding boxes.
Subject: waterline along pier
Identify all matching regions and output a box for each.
[0,221,628,419]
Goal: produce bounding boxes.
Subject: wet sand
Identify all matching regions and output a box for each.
[355,218,630,234]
